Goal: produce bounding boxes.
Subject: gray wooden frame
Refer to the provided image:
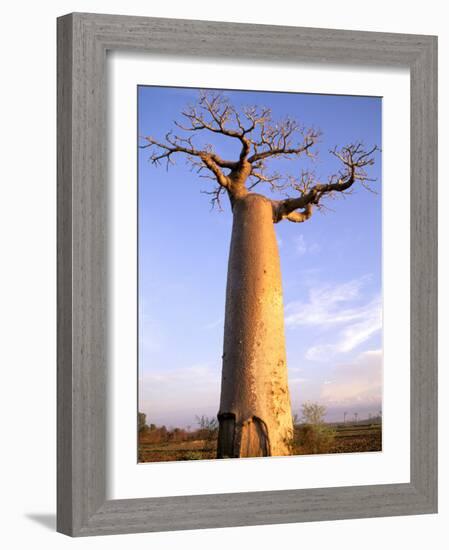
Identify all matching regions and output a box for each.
[57,12,438,537]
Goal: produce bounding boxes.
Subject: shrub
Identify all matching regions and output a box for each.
[138,412,148,433]
[195,415,218,452]
[294,402,336,455]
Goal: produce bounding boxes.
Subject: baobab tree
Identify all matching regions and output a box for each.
[141,91,378,459]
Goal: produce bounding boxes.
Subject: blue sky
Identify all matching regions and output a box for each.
[138,86,382,427]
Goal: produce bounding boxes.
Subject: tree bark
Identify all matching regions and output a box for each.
[217,193,294,458]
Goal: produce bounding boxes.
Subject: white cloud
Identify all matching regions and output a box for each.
[295,235,307,256]
[139,301,165,353]
[336,302,382,352]
[202,317,223,330]
[141,362,218,385]
[293,234,320,257]
[286,277,382,360]
[288,377,308,385]
[320,349,382,407]
[285,277,368,327]
[139,362,221,427]
[289,350,382,421]
[305,296,382,360]
[304,345,333,361]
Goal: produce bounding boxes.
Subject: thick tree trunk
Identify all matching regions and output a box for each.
[217,193,294,458]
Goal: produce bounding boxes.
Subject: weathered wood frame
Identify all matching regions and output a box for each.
[57,12,438,536]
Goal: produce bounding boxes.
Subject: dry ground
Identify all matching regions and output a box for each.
[138,422,382,463]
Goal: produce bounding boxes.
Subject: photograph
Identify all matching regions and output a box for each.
[1,2,440,543]
[137,86,382,462]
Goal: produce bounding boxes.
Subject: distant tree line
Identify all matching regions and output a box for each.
[138,412,218,445]
[139,403,380,456]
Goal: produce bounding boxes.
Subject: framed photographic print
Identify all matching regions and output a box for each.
[57,13,437,536]
[136,85,382,464]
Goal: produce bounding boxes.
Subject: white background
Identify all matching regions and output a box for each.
[0,1,445,549]
[109,55,410,499]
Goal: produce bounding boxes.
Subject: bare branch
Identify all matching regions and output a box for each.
[201,186,226,211]
[247,169,286,193]
[178,91,254,162]
[139,133,230,188]
[140,91,379,215]
[284,203,314,223]
[248,125,320,164]
[274,143,380,223]
[140,90,304,198]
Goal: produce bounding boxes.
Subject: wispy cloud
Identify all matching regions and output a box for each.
[141,362,218,384]
[285,277,382,360]
[295,235,307,256]
[285,277,367,327]
[202,317,224,330]
[139,362,221,427]
[320,349,382,407]
[139,300,165,353]
[288,377,308,385]
[305,296,381,360]
[293,234,320,257]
